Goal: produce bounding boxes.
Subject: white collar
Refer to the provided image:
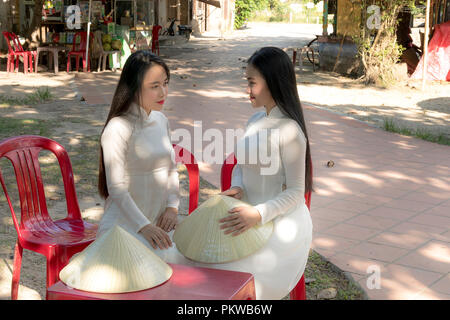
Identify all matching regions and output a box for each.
[129,102,154,122]
[265,105,286,119]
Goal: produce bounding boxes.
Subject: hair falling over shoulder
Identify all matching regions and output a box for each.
[247,46,314,193]
[98,50,170,199]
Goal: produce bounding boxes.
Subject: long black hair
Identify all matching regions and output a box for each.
[98,50,170,199]
[247,46,313,193]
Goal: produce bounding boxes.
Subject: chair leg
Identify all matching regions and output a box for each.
[46,246,59,289]
[11,240,23,300]
[67,55,71,72]
[102,54,107,71]
[289,274,306,300]
[23,55,28,74]
[97,55,101,72]
[28,54,33,73]
[75,56,79,72]
[6,55,10,73]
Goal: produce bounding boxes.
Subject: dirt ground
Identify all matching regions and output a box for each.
[0,22,448,300]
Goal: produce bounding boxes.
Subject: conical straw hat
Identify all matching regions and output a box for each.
[173,195,273,263]
[59,225,172,293]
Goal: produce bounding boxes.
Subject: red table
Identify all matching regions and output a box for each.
[46,263,255,300]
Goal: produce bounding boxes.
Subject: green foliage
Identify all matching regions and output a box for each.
[268,0,290,22]
[235,0,268,29]
[353,0,417,86]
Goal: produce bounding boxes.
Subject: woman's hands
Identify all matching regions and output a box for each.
[139,223,172,249]
[219,187,261,236]
[156,207,178,232]
[220,187,243,199]
[219,206,262,237]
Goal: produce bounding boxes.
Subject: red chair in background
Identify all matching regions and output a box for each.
[220,152,312,300]
[67,31,94,72]
[151,25,162,56]
[2,31,37,74]
[0,135,98,300]
[172,144,199,214]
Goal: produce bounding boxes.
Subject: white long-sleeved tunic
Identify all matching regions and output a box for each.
[98,103,179,240]
[167,105,313,300]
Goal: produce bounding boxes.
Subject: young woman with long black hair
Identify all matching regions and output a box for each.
[215,46,313,299]
[97,50,179,256]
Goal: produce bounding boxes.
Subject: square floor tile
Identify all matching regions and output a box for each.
[344,242,409,263]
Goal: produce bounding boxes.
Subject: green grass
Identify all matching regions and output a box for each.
[0,87,53,106]
[304,251,367,300]
[0,117,56,140]
[383,118,450,146]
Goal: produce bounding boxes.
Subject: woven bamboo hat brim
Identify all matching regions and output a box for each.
[59,225,173,293]
[173,195,273,263]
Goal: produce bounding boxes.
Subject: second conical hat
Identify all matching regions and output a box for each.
[59,225,173,293]
[173,195,273,263]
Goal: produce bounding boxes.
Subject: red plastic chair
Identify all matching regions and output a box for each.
[0,135,98,300]
[220,152,312,300]
[67,31,93,72]
[2,31,37,74]
[151,25,162,56]
[172,144,199,214]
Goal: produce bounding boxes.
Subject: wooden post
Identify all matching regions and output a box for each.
[323,0,328,36]
[422,0,431,90]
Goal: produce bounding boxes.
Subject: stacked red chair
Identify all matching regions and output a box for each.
[2,31,37,74]
[151,25,162,56]
[67,31,94,72]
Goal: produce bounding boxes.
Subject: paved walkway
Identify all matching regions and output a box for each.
[70,23,449,299]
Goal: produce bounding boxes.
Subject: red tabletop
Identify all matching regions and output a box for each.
[46,263,255,300]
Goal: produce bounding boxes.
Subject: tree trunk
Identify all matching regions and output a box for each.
[24,0,45,48]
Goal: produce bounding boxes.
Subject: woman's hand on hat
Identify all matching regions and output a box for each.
[139,224,172,249]
[220,187,243,200]
[156,207,178,232]
[219,206,261,237]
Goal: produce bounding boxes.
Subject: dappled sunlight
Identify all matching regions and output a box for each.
[185,89,247,99]
[313,237,337,250]
[314,177,352,195]
[374,170,422,184]
[310,121,336,126]
[426,178,450,191]
[332,172,383,187]
[339,159,369,170]
[0,259,42,300]
[418,242,450,264]
[383,278,439,300]
[390,140,418,150]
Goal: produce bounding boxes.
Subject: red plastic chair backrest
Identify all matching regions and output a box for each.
[0,135,82,237]
[71,32,93,52]
[172,144,199,214]
[152,25,162,42]
[2,31,23,54]
[220,153,312,210]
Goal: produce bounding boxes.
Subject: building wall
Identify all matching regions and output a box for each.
[159,0,168,26]
[336,0,361,37]
[192,0,234,35]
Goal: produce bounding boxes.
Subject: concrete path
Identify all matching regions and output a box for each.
[73,23,450,299]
